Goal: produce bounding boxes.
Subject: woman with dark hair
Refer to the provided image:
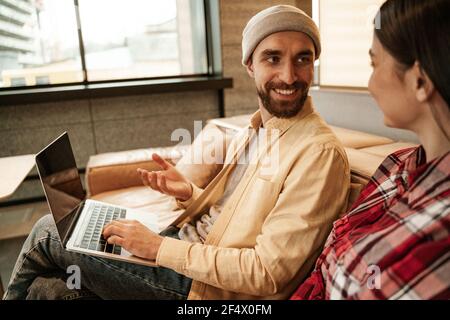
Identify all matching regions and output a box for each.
[291,0,450,300]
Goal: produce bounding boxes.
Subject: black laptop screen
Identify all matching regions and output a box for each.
[35,132,85,241]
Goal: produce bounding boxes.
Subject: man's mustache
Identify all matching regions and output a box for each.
[265,81,308,91]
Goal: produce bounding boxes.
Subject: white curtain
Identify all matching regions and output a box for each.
[316,0,385,87]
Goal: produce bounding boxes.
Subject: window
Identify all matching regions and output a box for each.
[0,0,208,88]
[313,0,384,88]
[0,0,83,87]
[78,0,208,82]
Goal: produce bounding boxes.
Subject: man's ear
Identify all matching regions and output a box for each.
[411,61,434,103]
[246,58,255,78]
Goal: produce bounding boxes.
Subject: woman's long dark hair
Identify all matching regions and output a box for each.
[375,0,450,108]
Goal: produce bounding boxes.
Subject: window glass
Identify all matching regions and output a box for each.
[78,0,208,81]
[314,0,384,87]
[0,0,82,88]
[0,0,208,88]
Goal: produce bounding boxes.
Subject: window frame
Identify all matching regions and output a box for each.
[0,0,230,102]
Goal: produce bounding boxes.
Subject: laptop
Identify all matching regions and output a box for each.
[35,132,159,267]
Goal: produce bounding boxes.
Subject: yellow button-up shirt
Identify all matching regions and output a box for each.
[156,97,350,299]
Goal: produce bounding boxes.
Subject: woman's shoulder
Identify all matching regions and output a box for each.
[346,146,420,214]
[378,146,420,172]
[364,146,419,186]
[365,146,421,185]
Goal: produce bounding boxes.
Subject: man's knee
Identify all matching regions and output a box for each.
[31,214,59,240]
[34,214,54,230]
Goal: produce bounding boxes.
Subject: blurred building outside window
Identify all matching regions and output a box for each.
[0,0,208,88]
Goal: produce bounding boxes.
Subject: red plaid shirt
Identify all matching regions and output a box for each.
[291,147,450,300]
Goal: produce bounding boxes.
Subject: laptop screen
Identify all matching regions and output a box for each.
[35,132,85,241]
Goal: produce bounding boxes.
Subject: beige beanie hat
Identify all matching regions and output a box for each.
[242,5,321,66]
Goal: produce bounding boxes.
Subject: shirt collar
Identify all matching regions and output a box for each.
[401,146,450,187]
[249,96,314,135]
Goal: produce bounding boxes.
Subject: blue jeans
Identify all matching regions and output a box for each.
[3,215,192,300]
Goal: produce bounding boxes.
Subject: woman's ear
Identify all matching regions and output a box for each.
[412,61,435,102]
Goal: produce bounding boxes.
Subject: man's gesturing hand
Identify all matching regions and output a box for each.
[102,220,163,261]
[137,153,193,201]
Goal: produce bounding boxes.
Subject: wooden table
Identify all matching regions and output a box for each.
[0,154,35,297]
[0,154,35,201]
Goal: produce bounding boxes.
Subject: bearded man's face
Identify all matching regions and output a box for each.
[246,31,315,118]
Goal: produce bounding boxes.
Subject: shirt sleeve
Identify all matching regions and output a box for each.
[157,146,350,296]
[175,182,204,209]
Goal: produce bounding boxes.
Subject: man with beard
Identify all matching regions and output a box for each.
[5,5,350,300]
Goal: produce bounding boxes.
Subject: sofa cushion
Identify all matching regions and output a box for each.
[87,146,187,169]
[330,126,394,149]
[345,147,385,179]
[86,145,189,196]
[344,148,385,211]
[85,123,235,196]
[358,142,418,158]
[175,123,235,189]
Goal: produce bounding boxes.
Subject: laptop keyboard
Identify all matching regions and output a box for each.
[75,203,126,255]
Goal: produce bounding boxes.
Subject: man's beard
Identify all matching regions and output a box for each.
[257,80,309,118]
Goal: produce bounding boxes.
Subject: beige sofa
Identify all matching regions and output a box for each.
[85,114,417,231]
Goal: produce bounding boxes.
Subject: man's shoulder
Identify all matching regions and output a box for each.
[288,112,347,156]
